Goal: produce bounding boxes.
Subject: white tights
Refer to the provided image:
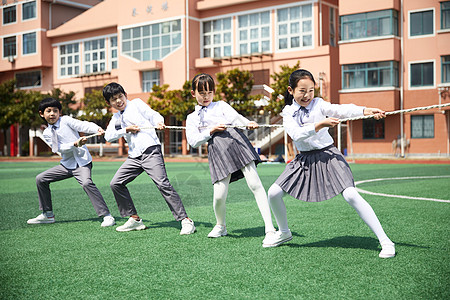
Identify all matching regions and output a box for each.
[267,184,391,244]
[213,161,275,233]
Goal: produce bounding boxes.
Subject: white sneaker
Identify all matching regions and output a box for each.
[115,217,146,232]
[180,218,196,235]
[101,215,116,227]
[262,230,293,248]
[207,225,227,238]
[379,242,396,258]
[27,213,55,224]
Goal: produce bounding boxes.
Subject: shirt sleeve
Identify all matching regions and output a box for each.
[320,99,365,119]
[136,98,165,125]
[66,116,101,134]
[105,114,127,142]
[220,101,251,126]
[186,113,211,148]
[282,107,316,142]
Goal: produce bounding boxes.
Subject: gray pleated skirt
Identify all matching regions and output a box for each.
[208,128,261,184]
[275,145,354,202]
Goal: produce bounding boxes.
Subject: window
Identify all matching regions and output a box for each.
[342,61,399,89]
[84,39,106,73]
[410,62,434,87]
[23,32,36,55]
[169,116,183,154]
[202,17,232,58]
[277,4,313,50]
[363,119,385,139]
[15,70,41,88]
[3,5,16,24]
[122,19,182,61]
[442,56,450,83]
[59,43,80,77]
[442,2,450,30]
[3,36,16,57]
[410,10,433,36]
[238,11,270,55]
[142,70,160,92]
[411,115,434,138]
[330,7,336,46]
[110,36,118,69]
[22,1,36,20]
[340,9,398,41]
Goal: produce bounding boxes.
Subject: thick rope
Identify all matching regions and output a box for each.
[340,102,450,122]
[137,102,450,130]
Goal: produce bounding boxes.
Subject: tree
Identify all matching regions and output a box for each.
[13,90,44,129]
[147,82,196,122]
[46,88,79,118]
[0,80,18,130]
[79,89,112,129]
[265,61,301,116]
[215,68,261,117]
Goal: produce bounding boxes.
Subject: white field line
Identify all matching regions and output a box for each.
[355,176,450,203]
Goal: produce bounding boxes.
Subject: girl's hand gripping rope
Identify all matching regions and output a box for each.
[363,108,386,120]
[126,124,140,134]
[246,121,259,130]
[210,124,227,135]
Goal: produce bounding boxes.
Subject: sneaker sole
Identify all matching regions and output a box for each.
[207,231,228,238]
[115,225,146,232]
[101,222,116,227]
[180,227,196,235]
[262,235,293,248]
[27,220,55,224]
[379,253,396,259]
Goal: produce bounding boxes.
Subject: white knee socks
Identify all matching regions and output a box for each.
[241,162,276,233]
[342,187,392,244]
[213,174,230,226]
[212,162,275,233]
[267,183,289,233]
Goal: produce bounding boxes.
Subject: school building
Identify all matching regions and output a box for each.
[1,0,449,158]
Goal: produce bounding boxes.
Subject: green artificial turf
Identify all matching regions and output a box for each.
[0,161,449,299]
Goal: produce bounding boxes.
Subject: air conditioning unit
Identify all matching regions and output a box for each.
[7,56,15,63]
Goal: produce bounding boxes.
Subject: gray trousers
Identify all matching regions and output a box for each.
[36,162,110,216]
[110,145,188,221]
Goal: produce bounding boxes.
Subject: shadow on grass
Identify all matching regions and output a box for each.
[286,235,429,251]
[229,227,306,238]
[145,220,213,231]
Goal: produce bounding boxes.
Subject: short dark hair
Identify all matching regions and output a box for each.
[103,82,126,103]
[191,73,215,92]
[39,97,62,113]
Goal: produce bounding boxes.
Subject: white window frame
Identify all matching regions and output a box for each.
[2,4,17,26]
[276,3,314,53]
[201,16,233,58]
[142,70,160,92]
[2,35,17,58]
[236,10,272,55]
[22,31,37,56]
[58,42,81,78]
[120,18,183,62]
[408,59,436,90]
[408,7,435,39]
[15,69,42,89]
[110,35,118,70]
[22,0,37,22]
[83,38,107,74]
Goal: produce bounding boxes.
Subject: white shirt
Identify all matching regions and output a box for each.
[105,98,164,158]
[283,97,364,151]
[186,101,250,148]
[43,115,100,169]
